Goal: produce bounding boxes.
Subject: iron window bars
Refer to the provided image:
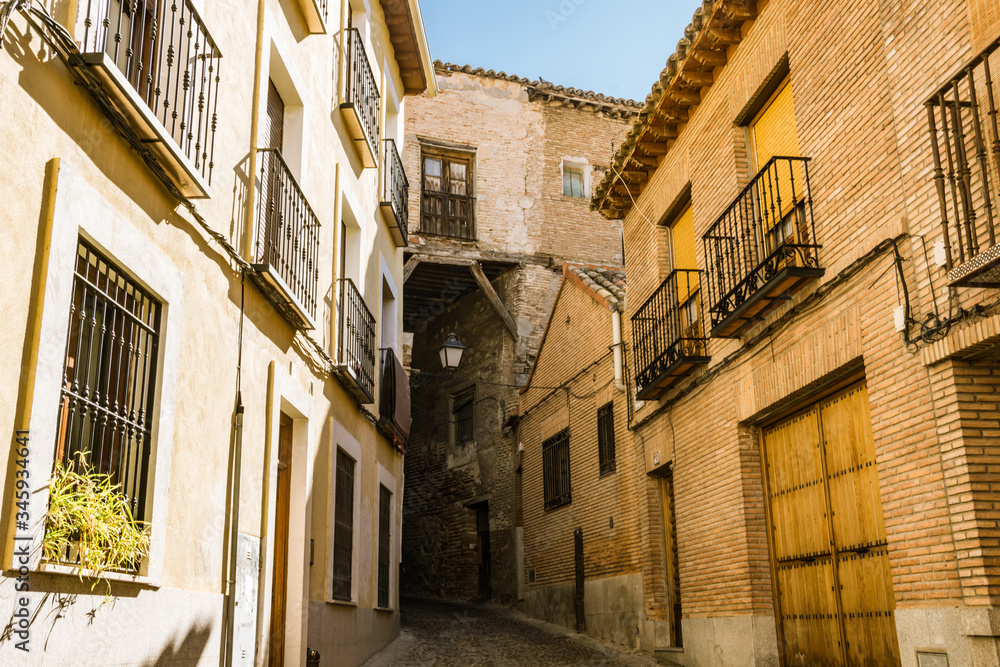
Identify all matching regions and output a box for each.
[80,0,222,186]
[542,429,571,510]
[377,484,391,608]
[926,36,1000,287]
[378,348,410,453]
[338,278,377,402]
[253,148,321,325]
[53,239,160,565]
[381,139,410,245]
[631,269,709,400]
[702,156,822,338]
[331,448,355,601]
[345,27,380,165]
[597,402,616,475]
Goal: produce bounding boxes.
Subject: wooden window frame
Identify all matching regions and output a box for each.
[419,142,476,240]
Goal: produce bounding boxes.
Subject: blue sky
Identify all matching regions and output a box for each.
[420,0,704,103]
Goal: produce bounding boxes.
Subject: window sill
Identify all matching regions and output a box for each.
[34,562,159,588]
[374,605,395,613]
[599,466,617,477]
[327,598,358,607]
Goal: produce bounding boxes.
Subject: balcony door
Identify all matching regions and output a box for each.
[669,204,701,348]
[257,81,285,264]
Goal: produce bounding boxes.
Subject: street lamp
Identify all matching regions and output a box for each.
[439,332,465,372]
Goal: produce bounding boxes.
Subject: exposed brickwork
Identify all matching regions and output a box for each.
[606,0,1000,662]
[400,68,635,606]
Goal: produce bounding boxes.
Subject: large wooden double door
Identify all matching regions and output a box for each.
[762,382,900,666]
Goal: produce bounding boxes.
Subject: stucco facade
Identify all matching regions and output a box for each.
[0,0,433,665]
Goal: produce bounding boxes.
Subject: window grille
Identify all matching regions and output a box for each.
[542,429,571,510]
[55,239,161,525]
[331,448,355,601]
[597,403,616,475]
[377,484,392,608]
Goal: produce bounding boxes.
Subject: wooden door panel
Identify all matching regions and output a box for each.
[765,409,829,561]
[764,382,899,667]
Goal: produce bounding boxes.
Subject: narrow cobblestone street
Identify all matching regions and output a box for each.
[362,598,664,667]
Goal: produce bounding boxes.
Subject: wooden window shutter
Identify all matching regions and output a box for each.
[751,79,799,169]
[671,204,698,303]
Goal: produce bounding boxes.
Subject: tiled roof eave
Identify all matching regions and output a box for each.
[591,0,758,220]
[434,61,642,116]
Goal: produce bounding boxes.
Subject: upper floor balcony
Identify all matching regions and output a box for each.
[253,149,321,329]
[703,156,823,338]
[926,37,1000,288]
[75,0,222,198]
[337,278,377,403]
[378,347,410,453]
[339,28,380,169]
[295,0,330,34]
[380,139,409,247]
[632,269,709,401]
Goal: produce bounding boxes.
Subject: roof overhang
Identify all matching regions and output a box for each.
[379,0,437,96]
[591,0,758,219]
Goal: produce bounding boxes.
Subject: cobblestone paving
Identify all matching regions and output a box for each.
[362,598,664,667]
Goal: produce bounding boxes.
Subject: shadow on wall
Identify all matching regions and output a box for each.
[0,587,214,664]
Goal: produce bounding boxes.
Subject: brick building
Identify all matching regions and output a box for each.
[589,1,1000,666]
[518,263,684,654]
[399,64,636,604]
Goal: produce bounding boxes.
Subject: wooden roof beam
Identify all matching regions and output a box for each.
[668,89,701,105]
[647,123,679,140]
[691,49,728,68]
[680,69,714,87]
[723,1,757,20]
[707,27,742,45]
[638,141,669,155]
[631,155,660,168]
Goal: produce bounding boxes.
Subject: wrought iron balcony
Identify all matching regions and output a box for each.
[338,279,377,403]
[339,28,380,169]
[253,149,321,329]
[631,269,709,401]
[926,37,1000,287]
[76,0,222,198]
[703,156,823,338]
[379,348,411,453]
[295,0,329,34]
[380,139,409,247]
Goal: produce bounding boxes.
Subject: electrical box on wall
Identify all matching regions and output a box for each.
[893,305,906,332]
[933,240,948,268]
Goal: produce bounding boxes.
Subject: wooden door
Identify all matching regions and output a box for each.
[762,382,899,667]
[268,414,293,667]
[660,473,682,647]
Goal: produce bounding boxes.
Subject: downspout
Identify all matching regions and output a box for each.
[612,308,625,391]
[241,0,268,261]
[223,271,248,667]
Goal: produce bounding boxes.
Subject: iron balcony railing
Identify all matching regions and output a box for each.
[80,0,222,186]
[381,139,409,244]
[702,156,822,337]
[338,278,377,402]
[379,348,411,453]
[926,36,1000,287]
[254,149,321,324]
[345,27,380,163]
[631,269,709,400]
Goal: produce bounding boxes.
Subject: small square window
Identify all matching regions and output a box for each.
[563,166,586,198]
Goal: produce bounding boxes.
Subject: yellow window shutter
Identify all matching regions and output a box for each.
[751,80,800,168]
[671,205,699,303]
[751,80,804,225]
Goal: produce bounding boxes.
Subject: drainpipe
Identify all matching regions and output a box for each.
[612,308,625,391]
[223,393,245,667]
[241,0,268,261]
